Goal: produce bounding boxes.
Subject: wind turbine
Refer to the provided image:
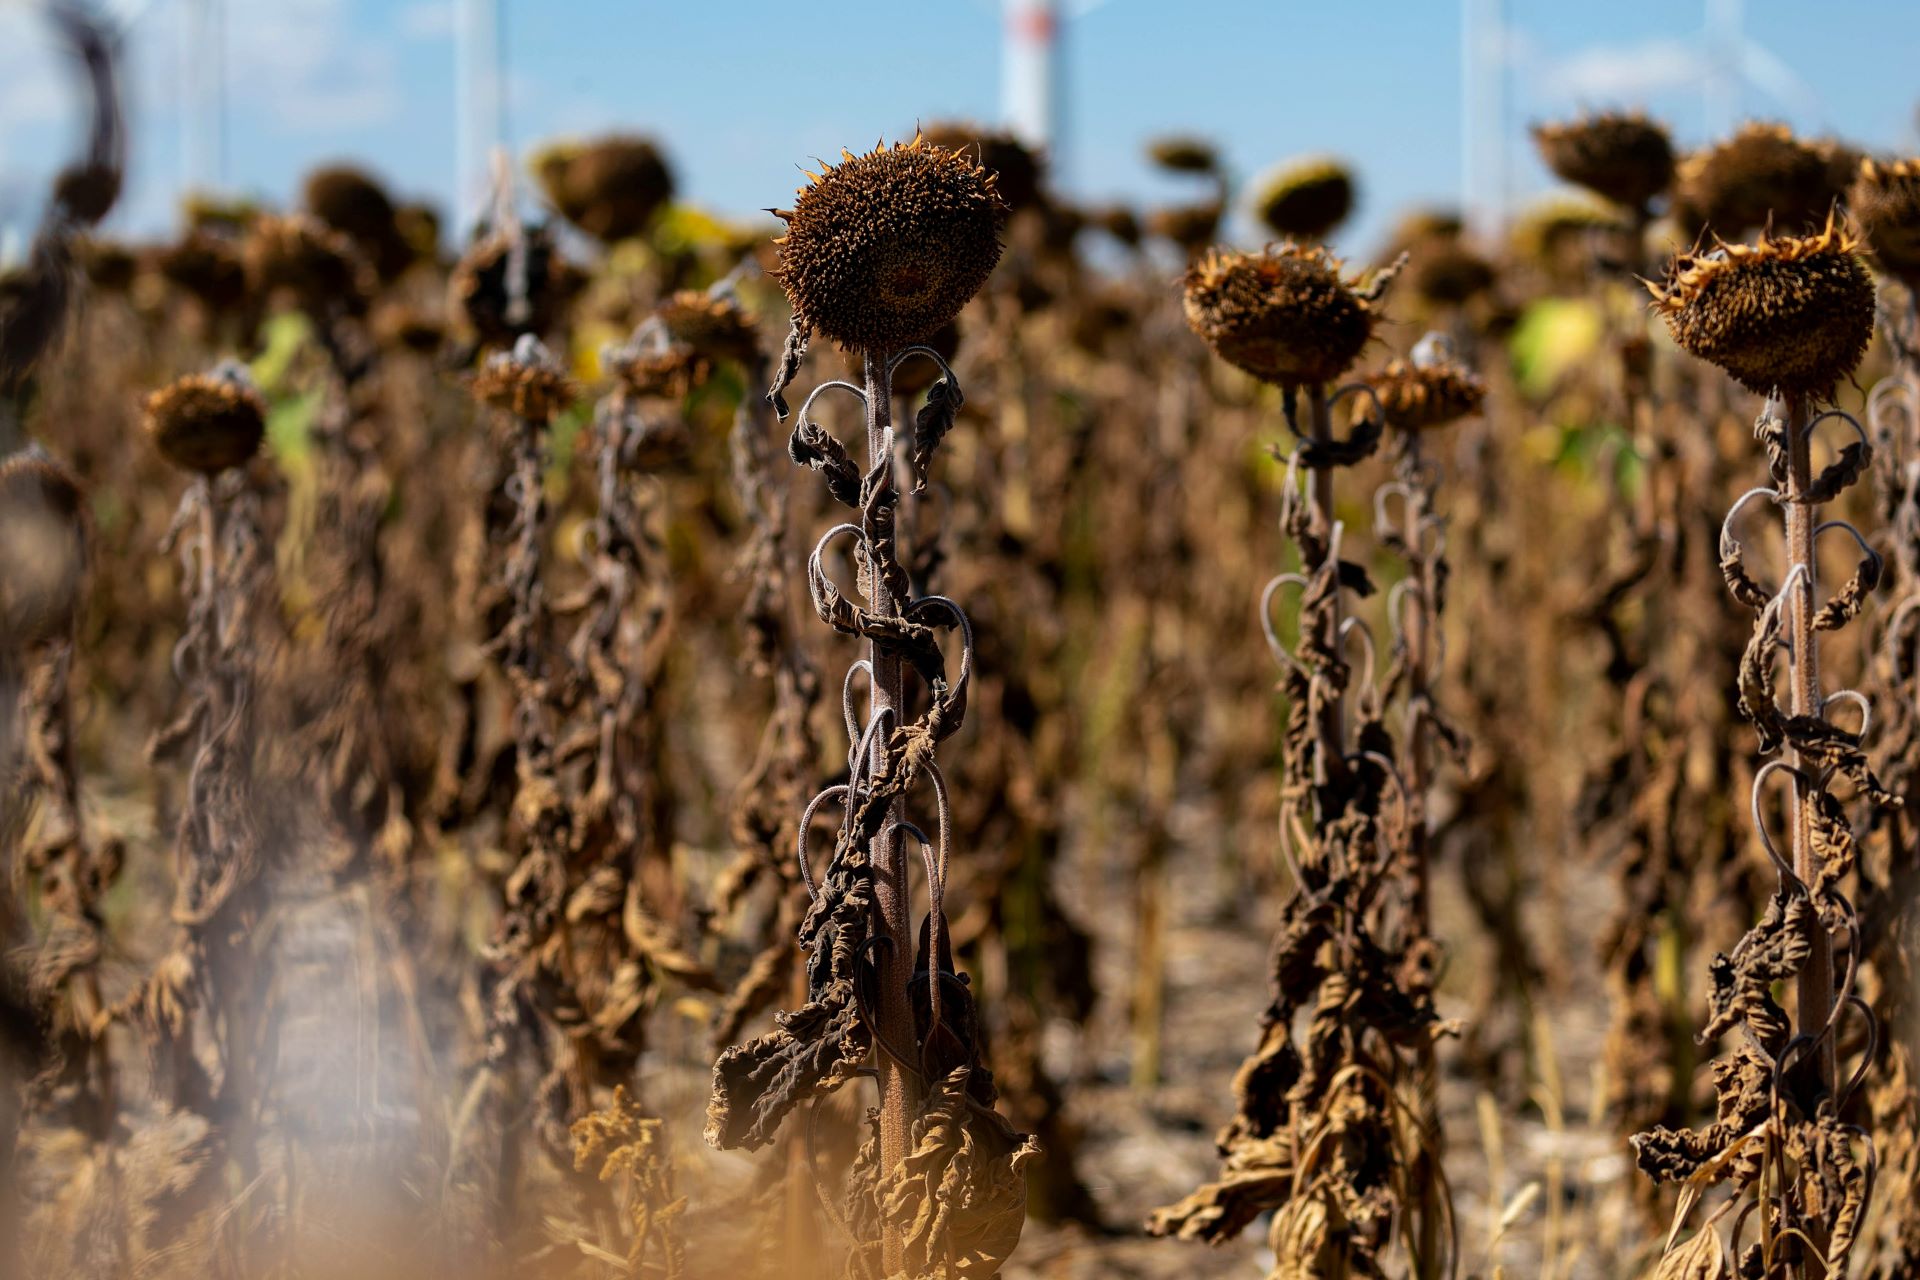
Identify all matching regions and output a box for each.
[1462,0,1826,236]
[454,0,505,239]
[999,0,1114,190]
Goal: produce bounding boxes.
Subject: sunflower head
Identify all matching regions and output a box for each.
[1252,156,1357,243]
[1851,158,1920,285]
[1510,194,1624,278]
[245,213,373,317]
[1649,215,1874,400]
[144,363,268,474]
[532,134,676,243]
[773,136,1005,353]
[1367,357,1487,431]
[1147,135,1220,176]
[1672,124,1851,240]
[473,334,577,423]
[450,224,584,348]
[919,122,1046,214]
[1532,113,1675,211]
[157,232,248,312]
[303,164,415,279]
[0,452,88,653]
[1182,244,1389,388]
[656,290,761,367]
[1411,243,1496,308]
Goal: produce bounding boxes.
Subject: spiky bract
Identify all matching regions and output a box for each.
[920,122,1045,214]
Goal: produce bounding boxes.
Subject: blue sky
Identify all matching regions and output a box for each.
[0,0,1916,257]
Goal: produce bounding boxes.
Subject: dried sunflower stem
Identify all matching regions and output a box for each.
[1782,392,1836,1100]
[1307,386,1346,778]
[1395,432,1448,1280]
[860,347,915,1274]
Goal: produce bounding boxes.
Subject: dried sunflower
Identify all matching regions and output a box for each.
[1183,244,1390,388]
[531,134,676,243]
[450,223,584,348]
[1252,156,1357,243]
[1147,135,1220,175]
[920,122,1045,214]
[1367,357,1486,431]
[144,364,267,474]
[1532,113,1675,211]
[773,136,1005,353]
[302,163,415,280]
[1649,216,1874,400]
[655,289,760,367]
[157,232,248,313]
[1673,124,1852,239]
[244,213,373,318]
[1851,157,1920,285]
[473,334,577,423]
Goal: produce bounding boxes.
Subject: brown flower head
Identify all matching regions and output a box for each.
[1511,194,1624,280]
[1850,157,1920,284]
[1532,113,1675,211]
[1412,242,1496,308]
[474,334,576,423]
[1649,216,1874,400]
[182,193,260,236]
[145,363,268,474]
[1147,135,1220,175]
[1673,124,1851,239]
[245,213,373,317]
[1367,354,1487,432]
[0,451,88,653]
[921,122,1045,214]
[1148,202,1225,259]
[604,291,759,400]
[656,289,760,367]
[532,134,676,243]
[450,223,584,348]
[1253,156,1357,243]
[1182,244,1391,388]
[773,136,1005,352]
[303,164,415,279]
[78,238,136,292]
[157,232,248,312]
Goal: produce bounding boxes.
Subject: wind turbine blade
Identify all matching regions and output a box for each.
[1739,39,1824,120]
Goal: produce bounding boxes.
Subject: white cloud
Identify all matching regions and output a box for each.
[222,0,403,134]
[1533,36,1710,105]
